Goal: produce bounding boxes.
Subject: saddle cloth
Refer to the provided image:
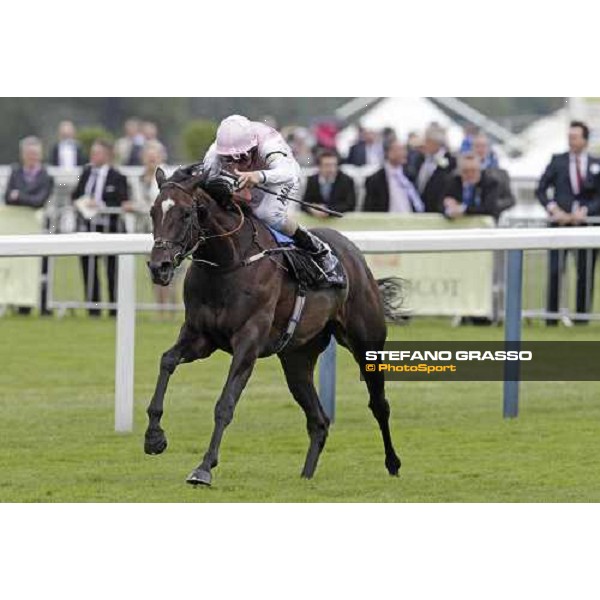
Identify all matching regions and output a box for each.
[265,225,347,291]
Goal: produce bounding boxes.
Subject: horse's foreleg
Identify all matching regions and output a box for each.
[145,326,213,455]
[186,331,260,486]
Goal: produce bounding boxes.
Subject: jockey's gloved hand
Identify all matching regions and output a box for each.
[204,176,236,207]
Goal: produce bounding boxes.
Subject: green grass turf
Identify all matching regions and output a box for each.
[1,314,599,502]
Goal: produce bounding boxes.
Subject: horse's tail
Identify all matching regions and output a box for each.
[377,277,408,322]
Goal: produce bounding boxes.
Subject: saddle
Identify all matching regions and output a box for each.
[265,226,347,292]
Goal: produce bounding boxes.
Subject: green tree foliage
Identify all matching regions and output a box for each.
[181,119,218,161]
[77,126,114,156]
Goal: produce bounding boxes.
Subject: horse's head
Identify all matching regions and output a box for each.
[148,166,210,286]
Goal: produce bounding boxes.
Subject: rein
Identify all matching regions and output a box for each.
[155,181,246,268]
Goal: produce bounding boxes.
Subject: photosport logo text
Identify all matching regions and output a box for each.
[360,342,600,382]
[364,350,532,377]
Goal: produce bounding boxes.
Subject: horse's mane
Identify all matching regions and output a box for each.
[167,163,254,217]
[167,162,203,185]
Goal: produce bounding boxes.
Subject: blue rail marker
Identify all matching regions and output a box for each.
[503,249,523,419]
[318,337,337,423]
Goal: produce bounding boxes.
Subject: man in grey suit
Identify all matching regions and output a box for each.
[5,136,54,209]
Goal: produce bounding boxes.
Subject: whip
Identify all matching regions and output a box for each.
[219,170,344,218]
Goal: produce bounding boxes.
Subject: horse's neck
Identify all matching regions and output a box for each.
[199,205,250,266]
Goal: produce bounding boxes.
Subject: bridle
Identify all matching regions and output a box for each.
[153,181,246,268]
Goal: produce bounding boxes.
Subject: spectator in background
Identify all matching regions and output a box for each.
[459,124,479,153]
[141,121,168,162]
[536,120,600,325]
[472,132,499,169]
[302,150,356,216]
[413,125,457,212]
[346,127,384,167]
[4,136,55,315]
[124,141,177,316]
[50,120,85,167]
[125,141,165,229]
[5,136,54,209]
[406,131,424,181]
[72,139,128,317]
[442,153,514,221]
[364,141,424,213]
[114,118,144,166]
[141,121,158,141]
[313,120,338,154]
[382,127,397,150]
[284,126,314,167]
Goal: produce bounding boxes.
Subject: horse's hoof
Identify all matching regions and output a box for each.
[300,468,315,480]
[186,469,212,486]
[386,455,401,476]
[144,430,168,455]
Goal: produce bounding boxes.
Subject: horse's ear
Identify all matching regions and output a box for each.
[155,167,166,188]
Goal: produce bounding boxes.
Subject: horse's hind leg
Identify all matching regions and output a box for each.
[279,334,331,479]
[335,318,401,476]
[363,361,401,475]
[144,324,213,455]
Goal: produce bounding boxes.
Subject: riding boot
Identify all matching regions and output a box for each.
[292,226,344,285]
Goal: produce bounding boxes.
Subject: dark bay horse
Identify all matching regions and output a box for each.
[145,167,401,486]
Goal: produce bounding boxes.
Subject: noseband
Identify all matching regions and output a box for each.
[154,181,245,267]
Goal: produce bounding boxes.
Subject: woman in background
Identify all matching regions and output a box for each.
[124,141,179,316]
[124,140,164,229]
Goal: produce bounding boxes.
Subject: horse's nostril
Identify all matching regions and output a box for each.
[148,261,171,271]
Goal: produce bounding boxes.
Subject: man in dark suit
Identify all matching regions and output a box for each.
[302,150,356,215]
[345,128,384,167]
[72,139,128,317]
[405,132,424,182]
[442,153,515,222]
[4,136,54,315]
[413,125,457,212]
[364,141,425,213]
[536,120,600,325]
[50,121,86,167]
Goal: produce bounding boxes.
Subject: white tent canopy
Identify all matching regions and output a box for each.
[336,97,466,155]
[503,108,569,178]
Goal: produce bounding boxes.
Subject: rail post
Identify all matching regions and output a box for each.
[115,254,136,432]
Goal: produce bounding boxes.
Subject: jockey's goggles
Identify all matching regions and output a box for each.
[219,151,253,164]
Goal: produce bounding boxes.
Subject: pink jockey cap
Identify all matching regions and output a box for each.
[215,115,258,157]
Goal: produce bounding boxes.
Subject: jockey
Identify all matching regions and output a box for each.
[203,115,342,284]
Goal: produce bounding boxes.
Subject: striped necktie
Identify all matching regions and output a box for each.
[393,168,425,213]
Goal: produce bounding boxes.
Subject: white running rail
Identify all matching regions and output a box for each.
[3,228,600,431]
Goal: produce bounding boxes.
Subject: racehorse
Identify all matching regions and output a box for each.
[145,166,402,486]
